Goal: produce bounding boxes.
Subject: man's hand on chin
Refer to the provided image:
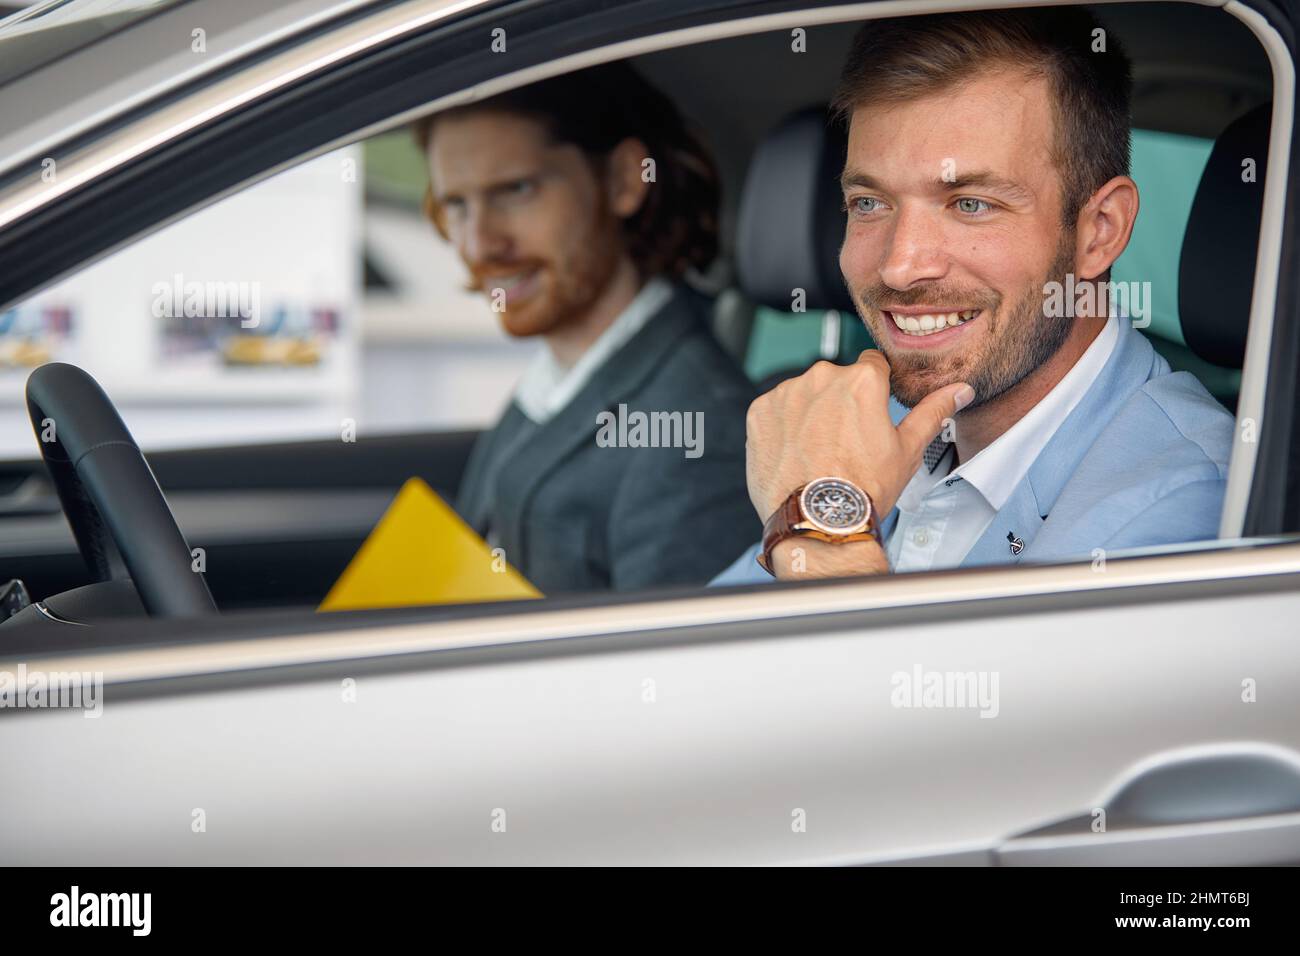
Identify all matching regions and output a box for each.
[746,350,975,581]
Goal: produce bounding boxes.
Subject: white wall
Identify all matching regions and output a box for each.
[0,147,533,458]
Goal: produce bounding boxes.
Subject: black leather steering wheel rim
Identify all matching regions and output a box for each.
[25,363,217,618]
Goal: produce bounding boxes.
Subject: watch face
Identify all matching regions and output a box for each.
[801,477,871,535]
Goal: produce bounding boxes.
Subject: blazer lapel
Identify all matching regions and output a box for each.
[491,286,702,554]
[456,403,530,533]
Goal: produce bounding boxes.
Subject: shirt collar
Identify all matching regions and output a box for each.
[514,277,675,424]
[936,317,1121,510]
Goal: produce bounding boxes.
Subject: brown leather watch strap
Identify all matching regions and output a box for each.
[757,488,806,574]
[757,483,882,576]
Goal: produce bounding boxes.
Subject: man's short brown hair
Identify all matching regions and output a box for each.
[831,8,1132,226]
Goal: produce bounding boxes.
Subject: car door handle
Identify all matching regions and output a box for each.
[996,746,1300,866]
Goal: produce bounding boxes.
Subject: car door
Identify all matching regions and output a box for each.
[0,0,1298,865]
[2,539,1298,865]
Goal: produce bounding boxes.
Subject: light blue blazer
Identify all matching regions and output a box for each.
[713,320,1236,586]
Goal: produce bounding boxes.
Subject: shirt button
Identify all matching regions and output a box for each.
[913,527,931,547]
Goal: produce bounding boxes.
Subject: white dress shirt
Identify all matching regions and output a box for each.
[886,317,1121,571]
[513,277,674,424]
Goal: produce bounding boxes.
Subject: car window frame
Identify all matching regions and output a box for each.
[0,0,1294,670]
[3,535,1300,698]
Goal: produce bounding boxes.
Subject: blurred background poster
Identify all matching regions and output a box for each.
[0,139,535,457]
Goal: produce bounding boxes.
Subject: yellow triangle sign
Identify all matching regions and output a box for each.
[318,477,541,611]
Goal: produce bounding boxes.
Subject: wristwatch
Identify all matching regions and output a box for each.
[757,476,882,575]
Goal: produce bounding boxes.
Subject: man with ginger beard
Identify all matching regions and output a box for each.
[415,63,757,593]
[715,8,1235,585]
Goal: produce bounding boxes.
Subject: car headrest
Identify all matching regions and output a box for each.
[736,108,856,314]
[1179,103,1271,369]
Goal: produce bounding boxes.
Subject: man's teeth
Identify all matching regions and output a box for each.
[495,271,535,291]
[891,310,979,336]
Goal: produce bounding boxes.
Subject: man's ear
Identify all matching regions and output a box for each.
[605,137,652,219]
[1074,175,1140,280]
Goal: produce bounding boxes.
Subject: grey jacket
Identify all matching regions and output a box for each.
[456,284,758,594]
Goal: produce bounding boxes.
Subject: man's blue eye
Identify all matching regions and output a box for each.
[852,196,882,214]
[956,197,991,215]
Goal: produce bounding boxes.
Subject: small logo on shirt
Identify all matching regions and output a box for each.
[1007,531,1025,556]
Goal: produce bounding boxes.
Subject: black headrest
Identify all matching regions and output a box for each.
[736,108,855,313]
[1179,103,1271,369]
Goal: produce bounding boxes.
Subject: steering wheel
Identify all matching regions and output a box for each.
[25,363,218,618]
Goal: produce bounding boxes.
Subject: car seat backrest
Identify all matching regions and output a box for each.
[736,107,853,314]
[1179,103,1271,370]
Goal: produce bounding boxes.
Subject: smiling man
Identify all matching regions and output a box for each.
[716,8,1235,584]
[416,63,758,593]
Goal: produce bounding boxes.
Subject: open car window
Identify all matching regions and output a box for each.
[0,0,1291,632]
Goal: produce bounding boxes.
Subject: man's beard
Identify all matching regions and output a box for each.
[853,236,1077,410]
[469,197,624,339]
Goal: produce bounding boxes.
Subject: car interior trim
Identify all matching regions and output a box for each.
[0,0,491,233]
[1221,0,1295,537]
